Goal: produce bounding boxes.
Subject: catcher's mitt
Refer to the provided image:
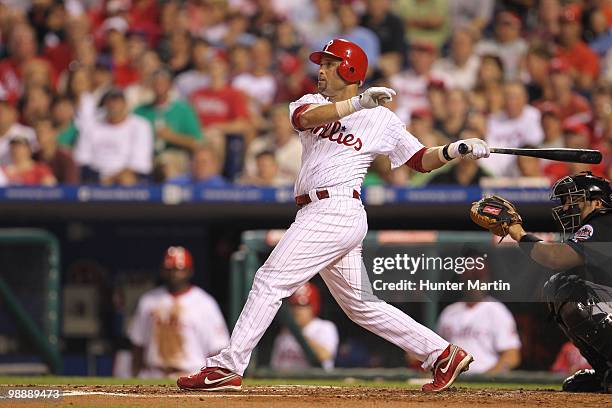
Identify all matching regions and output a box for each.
[470,195,522,239]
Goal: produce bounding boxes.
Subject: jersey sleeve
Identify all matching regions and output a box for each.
[491,303,522,352]
[380,111,425,169]
[566,216,610,270]
[288,94,322,131]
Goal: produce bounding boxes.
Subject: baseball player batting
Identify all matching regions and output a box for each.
[177,39,490,392]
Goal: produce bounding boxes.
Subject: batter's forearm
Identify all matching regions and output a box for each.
[421,147,448,171]
[297,103,342,129]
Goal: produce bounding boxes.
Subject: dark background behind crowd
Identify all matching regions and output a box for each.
[0,0,610,189]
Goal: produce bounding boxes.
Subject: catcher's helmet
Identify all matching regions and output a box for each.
[309,38,368,84]
[550,171,612,237]
[163,246,193,270]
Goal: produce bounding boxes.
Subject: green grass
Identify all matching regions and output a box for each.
[0,376,559,391]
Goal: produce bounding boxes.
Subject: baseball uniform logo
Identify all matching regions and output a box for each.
[204,372,239,385]
[312,121,363,151]
[570,224,594,242]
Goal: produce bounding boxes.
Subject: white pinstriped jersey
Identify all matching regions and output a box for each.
[289,93,425,196]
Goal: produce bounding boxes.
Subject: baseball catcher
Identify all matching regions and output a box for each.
[471,171,612,393]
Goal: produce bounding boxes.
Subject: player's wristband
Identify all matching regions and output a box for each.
[518,233,543,257]
[335,96,363,118]
[438,144,454,163]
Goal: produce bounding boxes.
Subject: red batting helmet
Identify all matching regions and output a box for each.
[163,246,193,270]
[309,38,368,84]
[288,282,321,316]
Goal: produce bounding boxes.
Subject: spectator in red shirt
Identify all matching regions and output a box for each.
[189,55,252,156]
[3,136,56,186]
[32,117,79,185]
[535,59,592,125]
[556,5,600,91]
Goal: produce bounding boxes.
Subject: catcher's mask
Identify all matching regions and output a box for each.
[550,171,612,240]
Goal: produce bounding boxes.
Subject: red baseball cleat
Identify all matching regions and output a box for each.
[422,344,473,392]
[177,367,242,391]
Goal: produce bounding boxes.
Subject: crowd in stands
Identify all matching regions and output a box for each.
[0,0,610,188]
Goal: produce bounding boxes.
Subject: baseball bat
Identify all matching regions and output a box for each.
[457,144,602,164]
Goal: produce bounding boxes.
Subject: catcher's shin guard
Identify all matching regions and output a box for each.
[544,274,612,373]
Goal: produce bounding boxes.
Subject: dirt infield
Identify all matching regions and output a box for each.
[11,384,610,408]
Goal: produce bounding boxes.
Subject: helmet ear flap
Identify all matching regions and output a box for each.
[337,60,359,83]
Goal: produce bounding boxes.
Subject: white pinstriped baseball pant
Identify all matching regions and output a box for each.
[206,190,448,375]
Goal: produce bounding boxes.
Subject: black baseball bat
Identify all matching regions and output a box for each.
[457,144,602,164]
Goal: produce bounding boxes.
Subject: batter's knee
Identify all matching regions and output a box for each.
[337,298,380,325]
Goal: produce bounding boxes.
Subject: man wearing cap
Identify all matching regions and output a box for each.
[74,87,153,185]
[475,11,528,80]
[128,246,229,379]
[270,283,339,371]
